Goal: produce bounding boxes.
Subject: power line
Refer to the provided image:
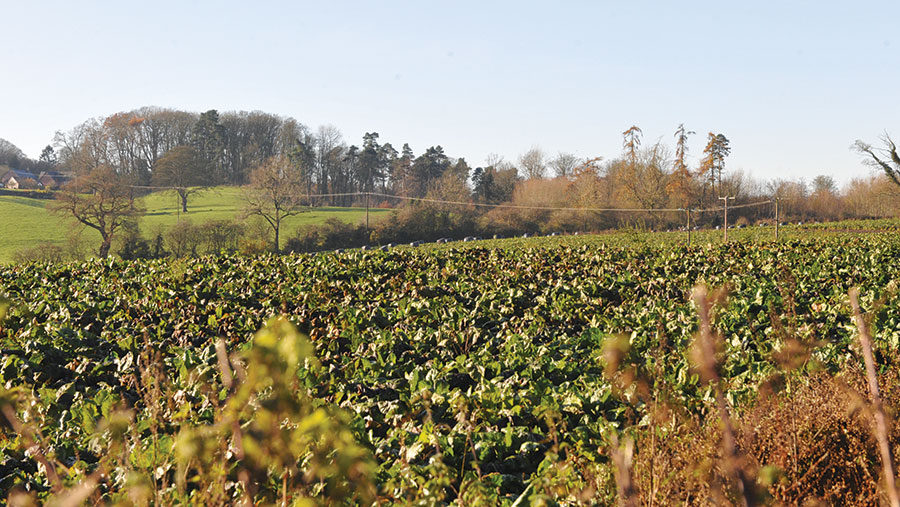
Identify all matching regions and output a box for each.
[128,185,774,215]
[368,192,686,213]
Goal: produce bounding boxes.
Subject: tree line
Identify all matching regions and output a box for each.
[37,108,895,215]
[46,107,482,207]
[3,107,899,258]
[3,107,893,214]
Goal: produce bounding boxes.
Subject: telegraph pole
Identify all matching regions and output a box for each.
[686,208,692,246]
[719,196,735,242]
[774,197,779,241]
[365,165,371,240]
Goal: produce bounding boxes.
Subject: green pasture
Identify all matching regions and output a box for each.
[3,186,899,263]
[0,187,390,263]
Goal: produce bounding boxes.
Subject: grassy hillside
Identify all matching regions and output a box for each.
[0,187,390,263]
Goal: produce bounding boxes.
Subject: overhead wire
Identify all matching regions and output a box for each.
[128,185,774,215]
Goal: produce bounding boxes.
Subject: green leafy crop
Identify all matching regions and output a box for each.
[0,234,898,503]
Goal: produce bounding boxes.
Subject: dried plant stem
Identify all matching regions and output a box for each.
[849,288,899,507]
[610,434,638,507]
[1,404,63,493]
[692,286,753,507]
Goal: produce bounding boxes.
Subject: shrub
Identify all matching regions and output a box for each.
[117,223,154,260]
[166,220,203,258]
[14,243,67,264]
[285,218,368,253]
[372,204,478,244]
[202,220,244,253]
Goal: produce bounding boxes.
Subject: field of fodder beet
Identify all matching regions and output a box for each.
[1,234,899,504]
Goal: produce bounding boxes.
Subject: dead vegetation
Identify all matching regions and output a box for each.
[621,286,900,506]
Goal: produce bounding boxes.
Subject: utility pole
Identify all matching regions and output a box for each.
[719,196,735,242]
[686,208,691,246]
[774,197,779,241]
[365,165,371,241]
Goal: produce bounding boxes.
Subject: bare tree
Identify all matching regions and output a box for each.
[51,167,143,258]
[152,145,212,212]
[0,138,25,167]
[812,175,837,195]
[243,156,306,252]
[518,146,547,180]
[854,133,900,187]
[549,152,580,179]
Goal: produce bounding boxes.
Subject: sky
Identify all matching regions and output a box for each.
[1,0,898,186]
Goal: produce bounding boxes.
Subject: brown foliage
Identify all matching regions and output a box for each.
[633,370,900,506]
[740,371,900,506]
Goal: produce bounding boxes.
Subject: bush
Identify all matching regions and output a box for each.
[166,220,203,258]
[117,224,155,260]
[202,220,244,253]
[372,204,478,244]
[238,217,272,255]
[285,218,368,253]
[14,243,68,264]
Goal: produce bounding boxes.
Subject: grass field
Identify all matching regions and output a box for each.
[0,187,390,263]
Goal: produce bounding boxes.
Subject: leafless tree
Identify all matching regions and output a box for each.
[51,167,143,258]
[152,145,212,212]
[854,133,900,187]
[549,152,580,179]
[242,156,306,252]
[518,146,547,180]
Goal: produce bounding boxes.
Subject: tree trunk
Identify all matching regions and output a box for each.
[273,219,280,253]
[99,235,112,258]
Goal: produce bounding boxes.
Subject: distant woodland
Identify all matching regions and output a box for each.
[2,107,899,253]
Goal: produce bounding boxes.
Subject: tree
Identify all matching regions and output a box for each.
[152,145,212,212]
[518,147,547,180]
[192,110,226,183]
[549,152,580,179]
[409,146,450,197]
[39,145,58,166]
[812,175,837,195]
[810,174,841,220]
[312,125,344,201]
[473,162,518,204]
[622,126,643,169]
[668,124,695,207]
[699,132,731,197]
[243,156,306,252]
[358,132,383,195]
[289,133,317,199]
[390,143,414,196]
[0,138,26,169]
[51,167,143,258]
[854,134,900,187]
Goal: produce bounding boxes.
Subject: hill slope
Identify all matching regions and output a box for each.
[0,187,389,263]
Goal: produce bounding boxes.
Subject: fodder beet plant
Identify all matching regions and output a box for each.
[0,234,898,504]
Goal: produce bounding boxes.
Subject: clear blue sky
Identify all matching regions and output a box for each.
[1,0,897,185]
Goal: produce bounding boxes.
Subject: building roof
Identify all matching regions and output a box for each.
[38,170,72,180]
[1,169,39,183]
